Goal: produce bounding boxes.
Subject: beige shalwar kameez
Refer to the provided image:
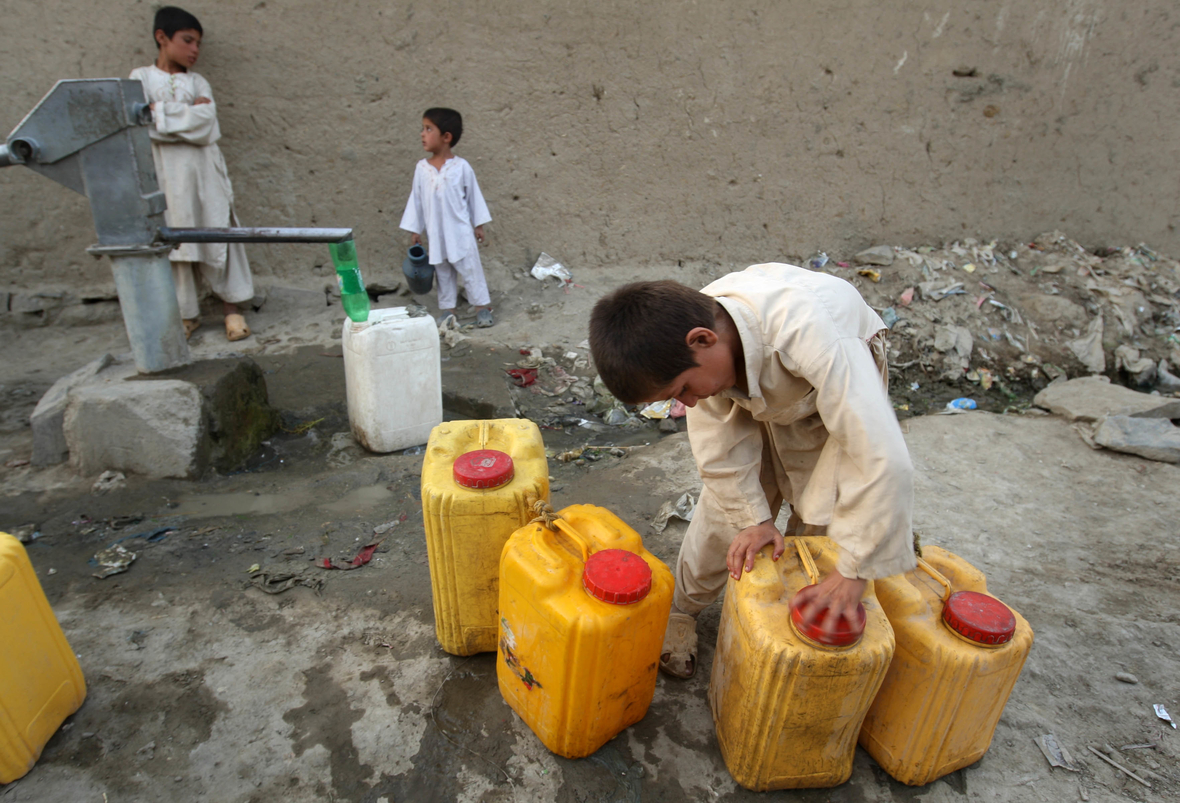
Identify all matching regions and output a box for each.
[675,263,917,615]
[130,65,253,319]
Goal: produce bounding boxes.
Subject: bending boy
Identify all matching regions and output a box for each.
[589,263,917,678]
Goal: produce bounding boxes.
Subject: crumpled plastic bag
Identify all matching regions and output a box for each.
[651,492,697,533]
[530,253,572,286]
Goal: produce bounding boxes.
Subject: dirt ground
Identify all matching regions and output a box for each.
[1,253,1178,802]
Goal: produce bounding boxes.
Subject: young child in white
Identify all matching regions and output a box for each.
[399,108,494,328]
[130,6,253,342]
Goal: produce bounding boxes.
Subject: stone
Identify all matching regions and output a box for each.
[66,378,205,478]
[30,353,115,466]
[658,418,678,433]
[1033,376,1176,423]
[1154,360,1180,393]
[63,357,279,479]
[1065,315,1105,373]
[1115,672,1139,684]
[854,245,895,266]
[1092,415,1180,464]
[1114,345,1156,385]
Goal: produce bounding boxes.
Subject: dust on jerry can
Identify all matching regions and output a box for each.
[497,504,673,758]
[859,545,1033,786]
[0,532,87,783]
[421,419,549,656]
[709,537,895,791]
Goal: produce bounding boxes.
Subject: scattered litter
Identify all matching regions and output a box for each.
[910,382,920,391]
[1115,672,1139,684]
[651,492,697,534]
[944,397,977,413]
[640,399,674,419]
[898,287,914,306]
[507,368,537,387]
[92,544,136,579]
[880,307,900,328]
[530,253,573,287]
[919,281,966,301]
[91,470,126,494]
[320,538,386,570]
[857,268,881,283]
[1035,734,1080,772]
[249,570,324,595]
[808,252,829,269]
[1086,746,1152,789]
[1120,743,1157,750]
[246,563,260,573]
[962,263,976,273]
[13,524,39,544]
[373,513,408,535]
[1154,704,1176,728]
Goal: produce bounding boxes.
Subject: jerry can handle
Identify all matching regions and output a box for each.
[916,557,953,602]
[792,537,821,585]
[530,501,591,564]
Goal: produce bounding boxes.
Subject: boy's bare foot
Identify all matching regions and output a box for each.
[183,318,201,340]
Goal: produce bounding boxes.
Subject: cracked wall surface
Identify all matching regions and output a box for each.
[1,0,1176,293]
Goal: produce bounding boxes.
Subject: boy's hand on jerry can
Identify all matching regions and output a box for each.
[726,520,784,580]
[792,573,868,641]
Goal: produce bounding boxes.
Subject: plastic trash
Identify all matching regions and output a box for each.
[808,252,829,270]
[880,307,900,328]
[945,398,977,411]
[640,399,674,419]
[530,253,573,286]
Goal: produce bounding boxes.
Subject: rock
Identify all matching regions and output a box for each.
[64,357,279,479]
[66,379,206,479]
[1115,672,1139,684]
[854,245,895,266]
[1033,376,1176,422]
[54,300,123,327]
[659,418,678,433]
[1066,315,1106,374]
[31,353,115,466]
[1092,415,1180,463]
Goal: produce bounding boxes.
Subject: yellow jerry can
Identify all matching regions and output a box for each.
[859,545,1034,785]
[421,419,549,655]
[709,537,895,791]
[0,532,87,783]
[497,504,673,758]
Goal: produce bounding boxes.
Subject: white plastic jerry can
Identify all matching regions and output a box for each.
[341,307,441,452]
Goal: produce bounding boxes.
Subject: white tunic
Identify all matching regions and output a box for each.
[399,156,492,265]
[129,65,251,304]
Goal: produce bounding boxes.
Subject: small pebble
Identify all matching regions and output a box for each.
[1115,672,1139,684]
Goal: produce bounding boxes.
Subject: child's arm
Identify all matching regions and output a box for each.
[149,73,220,146]
[463,163,491,243]
[398,162,425,244]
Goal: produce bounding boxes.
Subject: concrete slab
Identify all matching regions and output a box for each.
[30,353,114,466]
[62,357,279,479]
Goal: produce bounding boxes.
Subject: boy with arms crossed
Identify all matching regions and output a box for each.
[589,263,916,678]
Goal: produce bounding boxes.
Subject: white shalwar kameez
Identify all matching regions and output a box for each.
[398,156,492,309]
[130,65,253,319]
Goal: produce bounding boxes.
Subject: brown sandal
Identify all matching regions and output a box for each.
[183,318,201,340]
[660,611,698,678]
[225,313,250,342]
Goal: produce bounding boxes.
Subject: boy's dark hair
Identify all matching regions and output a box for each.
[153,6,203,46]
[589,281,716,404]
[423,107,463,147]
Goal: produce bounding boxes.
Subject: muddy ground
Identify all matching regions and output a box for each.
[1,252,1178,802]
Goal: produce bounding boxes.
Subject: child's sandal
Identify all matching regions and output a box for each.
[659,611,698,679]
[225,313,250,342]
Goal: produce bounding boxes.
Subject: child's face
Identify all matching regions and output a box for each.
[421,119,450,153]
[646,332,738,407]
[156,28,202,70]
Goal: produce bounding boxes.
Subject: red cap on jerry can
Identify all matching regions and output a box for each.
[942,590,1016,645]
[452,449,515,489]
[789,584,867,647]
[582,549,652,604]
